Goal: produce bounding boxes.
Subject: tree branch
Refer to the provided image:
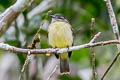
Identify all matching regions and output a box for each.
[0,40,120,54]
[90,32,101,43]
[101,0,120,79]
[19,51,31,80]
[101,52,120,80]
[19,11,51,80]
[47,64,59,80]
[27,0,55,19]
[90,18,97,80]
[0,0,34,36]
[105,0,120,44]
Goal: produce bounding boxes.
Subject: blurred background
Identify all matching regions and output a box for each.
[0,0,120,80]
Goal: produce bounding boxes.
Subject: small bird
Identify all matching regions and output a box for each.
[48,14,73,73]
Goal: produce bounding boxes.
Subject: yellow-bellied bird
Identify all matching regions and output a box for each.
[48,14,73,73]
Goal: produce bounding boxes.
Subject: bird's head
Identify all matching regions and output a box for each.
[50,14,68,23]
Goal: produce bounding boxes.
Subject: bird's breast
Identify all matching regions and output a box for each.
[48,22,73,48]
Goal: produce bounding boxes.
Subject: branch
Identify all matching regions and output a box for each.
[90,32,101,43]
[19,51,31,80]
[19,11,51,80]
[0,0,34,36]
[101,0,120,79]
[90,18,97,80]
[47,64,59,80]
[105,0,120,43]
[101,52,120,80]
[27,0,55,19]
[0,40,120,54]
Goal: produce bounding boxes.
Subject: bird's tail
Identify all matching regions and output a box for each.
[60,52,70,74]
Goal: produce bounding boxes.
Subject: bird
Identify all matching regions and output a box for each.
[48,14,73,74]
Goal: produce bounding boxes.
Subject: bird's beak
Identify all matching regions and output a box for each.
[50,15,55,18]
[50,15,53,17]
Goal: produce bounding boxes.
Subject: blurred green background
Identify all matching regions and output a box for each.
[0,0,120,80]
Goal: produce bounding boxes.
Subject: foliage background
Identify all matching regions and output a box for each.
[0,0,120,80]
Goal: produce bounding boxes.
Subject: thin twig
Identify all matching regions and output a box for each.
[47,64,59,80]
[90,32,101,43]
[90,18,97,80]
[101,0,120,79]
[19,10,52,80]
[101,52,120,80]
[27,10,52,49]
[19,51,31,80]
